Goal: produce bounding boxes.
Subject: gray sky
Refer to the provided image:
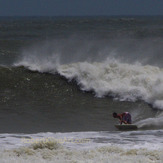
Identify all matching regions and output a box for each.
[0,0,163,16]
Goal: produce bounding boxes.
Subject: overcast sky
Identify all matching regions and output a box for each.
[0,0,163,16]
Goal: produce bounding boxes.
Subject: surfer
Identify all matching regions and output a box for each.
[113,112,132,124]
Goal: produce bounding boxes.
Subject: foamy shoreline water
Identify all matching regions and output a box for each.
[1,140,163,163]
[0,131,163,163]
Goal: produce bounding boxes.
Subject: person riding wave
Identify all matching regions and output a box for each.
[113,112,132,124]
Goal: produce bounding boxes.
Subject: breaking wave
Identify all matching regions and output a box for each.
[15,58,163,110]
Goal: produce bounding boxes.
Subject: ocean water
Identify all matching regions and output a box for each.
[0,16,163,162]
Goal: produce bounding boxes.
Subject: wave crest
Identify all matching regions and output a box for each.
[58,60,163,109]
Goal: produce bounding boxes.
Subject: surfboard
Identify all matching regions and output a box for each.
[115,124,138,130]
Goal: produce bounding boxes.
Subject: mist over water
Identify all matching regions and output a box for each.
[16,36,163,67]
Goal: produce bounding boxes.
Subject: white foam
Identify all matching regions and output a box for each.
[0,131,163,163]
[1,145,163,163]
[1,130,163,150]
[136,112,163,129]
[57,60,163,109]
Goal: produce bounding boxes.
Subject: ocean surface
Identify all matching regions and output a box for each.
[0,16,163,162]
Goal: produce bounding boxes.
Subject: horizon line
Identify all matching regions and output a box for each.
[0,14,163,17]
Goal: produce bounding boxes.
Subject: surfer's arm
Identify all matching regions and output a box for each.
[120,113,128,124]
[120,120,127,124]
[122,120,128,124]
[118,114,123,124]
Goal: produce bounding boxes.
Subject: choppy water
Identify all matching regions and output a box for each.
[0,16,163,162]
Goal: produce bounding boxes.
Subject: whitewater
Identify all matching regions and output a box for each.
[15,58,163,109]
[0,130,163,163]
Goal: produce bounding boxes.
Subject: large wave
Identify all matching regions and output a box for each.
[15,56,163,110]
[14,36,163,110]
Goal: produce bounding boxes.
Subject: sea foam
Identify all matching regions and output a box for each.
[0,131,163,163]
[57,60,163,110]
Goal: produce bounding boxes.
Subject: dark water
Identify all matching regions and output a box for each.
[0,16,163,133]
